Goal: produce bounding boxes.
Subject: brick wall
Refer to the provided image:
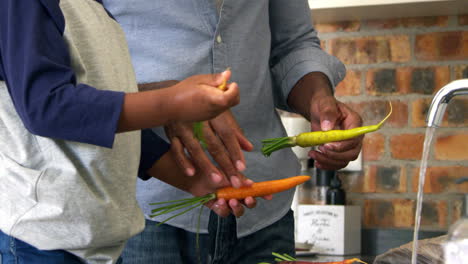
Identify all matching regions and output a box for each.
[315,14,468,232]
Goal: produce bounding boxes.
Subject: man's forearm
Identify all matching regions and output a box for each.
[287,72,334,120]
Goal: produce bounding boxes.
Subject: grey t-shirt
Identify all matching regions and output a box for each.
[0,1,143,263]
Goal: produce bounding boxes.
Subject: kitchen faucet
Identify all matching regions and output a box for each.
[426,79,468,127]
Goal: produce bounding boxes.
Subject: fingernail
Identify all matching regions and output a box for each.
[323,143,336,151]
[220,69,229,80]
[236,160,245,171]
[217,199,226,206]
[322,120,332,131]
[318,145,327,153]
[245,179,254,186]
[231,176,241,188]
[230,199,238,207]
[211,173,222,183]
[186,168,195,176]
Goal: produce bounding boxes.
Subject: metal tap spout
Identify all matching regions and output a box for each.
[426,79,468,127]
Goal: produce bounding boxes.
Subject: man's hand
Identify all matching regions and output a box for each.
[148,151,269,218]
[138,80,253,187]
[287,72,363,170]
[165,110,254,188]
[184,171,272,218]
[308,96,363,170]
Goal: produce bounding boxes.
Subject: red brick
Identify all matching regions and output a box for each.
[412,98,430,127]
[393,199,415,228]
[335,70,361,96]
[329,35,410,65]
[415,31,468,61]
[452,198,463,224]
[366,68,398,95]
[411,166,468,193]
[355,165,407,193]
[363,133,385,161]
[454,64,468,79]
[364,199,394,227]
[409,66,450,94]
[386,101,408,128]
[344,165,408,194]
[375,166,407,193]
[434,66,452,92]
[389,36,412,62]
[435,133,468,160]
[390,133,425,160]
[420,200,448,228]
[368,66,450,95]
[365,16,448,29]
[364,199,415,228]
[445,98,468,126]
[361,166,377,193]
[366,66,448,95]
[364,198,448,228]
[341,171,361,192]
[315,21,361,33]
[412,97,468,127]
[348,100,407,128]
[395,67,412,94]
[459,15,468,26]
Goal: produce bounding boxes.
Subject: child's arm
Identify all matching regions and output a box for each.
[117,70,239,132]
[0,0,238,148]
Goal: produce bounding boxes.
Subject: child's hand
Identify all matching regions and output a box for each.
[168,69,239,123]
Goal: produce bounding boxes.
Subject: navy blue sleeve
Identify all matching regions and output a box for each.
[138,129,171,181]
[0,0,125,148]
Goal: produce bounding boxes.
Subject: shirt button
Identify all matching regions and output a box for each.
[216,35,222,43]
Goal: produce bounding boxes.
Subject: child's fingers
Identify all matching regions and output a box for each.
[197,82,239,109]
[242,196,257,209]
[228,199,245,217]
[230,177,254,190]
[218,69,231,88]
[193,69,231,87]
[206,199,230,218]
[221,82,240,107]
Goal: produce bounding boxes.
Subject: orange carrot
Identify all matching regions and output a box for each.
[327,259,367,264]
[216,175,310,200]
[278,260,366,264]
[217,77,227,91]
[263,253,367,264]
[149,175,310,225]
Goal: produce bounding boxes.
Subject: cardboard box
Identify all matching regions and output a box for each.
[296,205,361,255]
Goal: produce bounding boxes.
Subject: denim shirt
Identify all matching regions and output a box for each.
[103,0,346,237]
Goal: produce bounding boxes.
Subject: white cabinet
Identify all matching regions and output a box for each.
[308,0,468,22]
